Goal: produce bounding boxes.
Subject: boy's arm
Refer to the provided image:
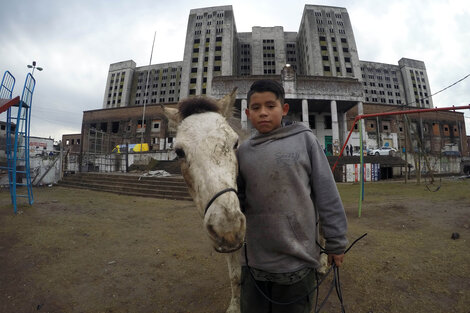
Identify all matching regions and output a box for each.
[309,137,348,255]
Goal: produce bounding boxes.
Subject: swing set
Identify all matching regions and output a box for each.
[331,104,470,217]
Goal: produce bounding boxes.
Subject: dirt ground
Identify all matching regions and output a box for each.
[0,178,469,313]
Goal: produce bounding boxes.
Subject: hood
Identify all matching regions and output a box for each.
[249,122,312,146]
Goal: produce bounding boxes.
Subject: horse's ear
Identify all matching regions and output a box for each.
[217,87,237,119]
[161,105,179,124]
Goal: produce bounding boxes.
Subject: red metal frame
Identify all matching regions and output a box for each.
[332,104,470,172]
[0,96,20,114]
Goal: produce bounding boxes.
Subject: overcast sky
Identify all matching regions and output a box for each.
[0,0,469,141]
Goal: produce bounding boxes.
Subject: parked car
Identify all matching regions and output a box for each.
[368,146,397,156]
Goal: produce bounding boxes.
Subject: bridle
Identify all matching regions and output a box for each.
[204,187,238,216]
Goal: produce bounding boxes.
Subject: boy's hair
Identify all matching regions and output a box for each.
[247,80,285,105]
[178,96,220,119]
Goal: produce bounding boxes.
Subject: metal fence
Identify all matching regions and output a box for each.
[62,150,176,174]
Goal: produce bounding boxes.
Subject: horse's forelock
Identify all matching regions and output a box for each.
[178,96,220,120]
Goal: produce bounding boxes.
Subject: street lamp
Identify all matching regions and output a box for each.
[27,61,43,76]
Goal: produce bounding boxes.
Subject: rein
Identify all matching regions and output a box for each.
[244,233,367,312]
[204,187,238,216]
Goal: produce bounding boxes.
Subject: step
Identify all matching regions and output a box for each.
[61,176,188,191]
[58,182,192,201]
[58,173,192,201]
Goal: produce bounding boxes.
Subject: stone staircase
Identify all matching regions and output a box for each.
[58,172,192,201]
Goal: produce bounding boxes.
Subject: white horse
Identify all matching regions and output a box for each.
[162,88,245,313]
[162,89,329,313]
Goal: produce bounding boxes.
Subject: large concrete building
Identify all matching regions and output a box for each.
[92,4,467,166]
[103,5,432,107]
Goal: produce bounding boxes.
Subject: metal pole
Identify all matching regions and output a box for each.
[141,31,157,147]
[404,115,408,183]
[358,119,363,217]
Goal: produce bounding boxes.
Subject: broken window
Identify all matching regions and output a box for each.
[100,122,107,132]
[152,120,161,132]
[137,120,146,133]
[111,121,119,133]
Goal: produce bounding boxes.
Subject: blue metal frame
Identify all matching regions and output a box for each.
[1,71,35,213]
[0,71,15,99]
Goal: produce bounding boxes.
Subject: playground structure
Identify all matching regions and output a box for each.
[332,104,470,216]
[0,70,36,213]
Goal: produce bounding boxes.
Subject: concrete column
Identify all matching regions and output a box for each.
[241,99,248,129]
[357,101,367,148]
[302,99,309,128]
[331,100,339,155]
[342,112,348,144]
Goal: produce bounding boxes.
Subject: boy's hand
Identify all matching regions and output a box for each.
[328,254,345,267]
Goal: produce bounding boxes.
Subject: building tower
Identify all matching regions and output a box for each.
[102,60,136,108]
[297,5,361,79]
[399,58,433,108]
[180,5,238,98]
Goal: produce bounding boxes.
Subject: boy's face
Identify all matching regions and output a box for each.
[246,91,289,134]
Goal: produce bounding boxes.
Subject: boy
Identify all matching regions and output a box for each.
[237,80,348,313]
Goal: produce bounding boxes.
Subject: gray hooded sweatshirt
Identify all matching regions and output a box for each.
[237,123,348,273]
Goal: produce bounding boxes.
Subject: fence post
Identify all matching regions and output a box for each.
[125,145,129,172]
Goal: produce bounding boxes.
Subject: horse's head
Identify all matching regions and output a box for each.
[162,89,245,253]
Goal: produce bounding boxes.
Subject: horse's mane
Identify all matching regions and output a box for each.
[177,93,249,142]
[178,96,220,119]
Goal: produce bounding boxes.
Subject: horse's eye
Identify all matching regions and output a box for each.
[175,148,185,158]
[233,140,239,150]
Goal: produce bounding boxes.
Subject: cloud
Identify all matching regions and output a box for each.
[1,0,469,139]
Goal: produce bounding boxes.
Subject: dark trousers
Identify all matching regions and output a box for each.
[240,266,316,313]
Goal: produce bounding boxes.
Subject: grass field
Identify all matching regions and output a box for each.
[0,178,469,313]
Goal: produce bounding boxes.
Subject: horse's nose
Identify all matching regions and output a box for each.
[206,211,245,253]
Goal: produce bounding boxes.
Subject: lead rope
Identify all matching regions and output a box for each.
[244,233,367,312]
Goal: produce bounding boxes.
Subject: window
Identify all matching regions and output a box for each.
[111,122,119,133]
[100,123,107,132]
[309,114,316,129]
[137,120,146,131]
[152,120,161,132]
[324,115,332,129]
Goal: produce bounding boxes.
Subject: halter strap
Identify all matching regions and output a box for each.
[204,187,238,216]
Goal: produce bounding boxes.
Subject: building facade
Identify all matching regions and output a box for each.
[93,4,466,162]
[102,5,431,109]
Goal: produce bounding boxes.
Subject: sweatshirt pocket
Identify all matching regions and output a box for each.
[245,213,316,266]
